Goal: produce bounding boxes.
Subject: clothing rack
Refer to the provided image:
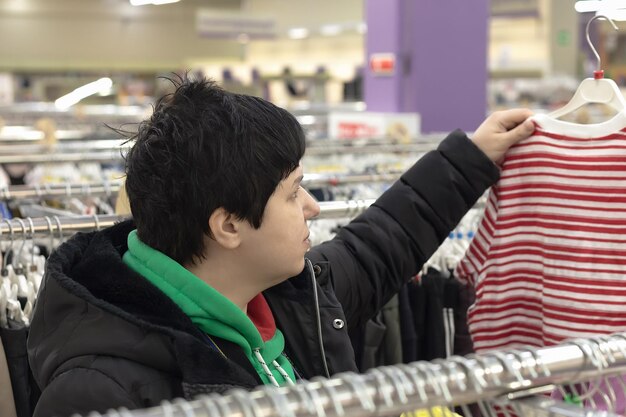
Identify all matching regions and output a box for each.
[0,144,431,163]
[0,200,375,238]
[305,143,436,156]
[0,139,127,154]
[0,196,491,240]
[0,126,93,142]
[0,151,124,164]
[0,180,122,200]
[303,173,400,187]
[0,195,489,238]
[315,199,374,218]
[0,214,123,238]
[0,173,397,201]
[81,332,626,417]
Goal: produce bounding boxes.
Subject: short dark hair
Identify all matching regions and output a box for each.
[124,75,305,265]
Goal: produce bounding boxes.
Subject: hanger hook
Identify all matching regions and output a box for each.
[44,217,54,255]
[586,14,619,73]
[27,217,35,268]
[53,216,63,246]
[15,218,26,268]
[2,219,13,272]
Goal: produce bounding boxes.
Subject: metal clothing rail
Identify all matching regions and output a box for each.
[315,199,374,219]
[0,139,128,154]
[303,173,401,188]
[0,127,94,142]
[83,333,626,417]
[0,151,124,164]
[0,200,373,238]
[0,215,124,238]
[0,144,431,163]
[305,143,436,156]
[0,181,123,200]
[305,135,447,146]
[0,173,395,201]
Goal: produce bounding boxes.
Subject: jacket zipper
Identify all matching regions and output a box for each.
[305,258,331,378]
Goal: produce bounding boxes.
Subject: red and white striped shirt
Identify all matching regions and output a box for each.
[456,112,626,353]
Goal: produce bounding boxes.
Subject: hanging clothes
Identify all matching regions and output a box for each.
[398,285,418,363]
[357,294,403,371]
[407,270,460,361]
[456,112,626,352]
[453,281,475,357]
[0,237,48,417]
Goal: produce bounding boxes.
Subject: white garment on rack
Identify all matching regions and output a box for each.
[0,166,9,188]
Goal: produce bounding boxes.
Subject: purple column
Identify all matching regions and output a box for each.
[365,0,489,133]
[364,0,402,112]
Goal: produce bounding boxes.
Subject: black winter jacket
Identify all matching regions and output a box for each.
[27,131,499,417]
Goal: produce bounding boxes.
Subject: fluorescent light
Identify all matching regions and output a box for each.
[575,0,626,12]
[356,22,367,34]
[287,27,309,39]
[597,9,626,19]
[55,78,113,110]
[320,24,342,36]
[130,0,179,6]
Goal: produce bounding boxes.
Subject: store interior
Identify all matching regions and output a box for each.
[3,0,626,416]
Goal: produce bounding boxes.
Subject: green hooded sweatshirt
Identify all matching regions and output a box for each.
[122,230,295,386]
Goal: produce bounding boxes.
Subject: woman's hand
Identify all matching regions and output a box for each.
[471,109,535,164]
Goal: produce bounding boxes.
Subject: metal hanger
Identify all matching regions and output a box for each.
[27,217,36,272]
[53,215,63,246]
[311,376,345,417]
[341,372,376,413]
[198,395,223,417]
[93,214,101,232]
[255,385,297,417]
[14,218,27,270]
[2,219,14,276]
[172,398,195,417]
[44,216,54,255]
[228,390,262,417]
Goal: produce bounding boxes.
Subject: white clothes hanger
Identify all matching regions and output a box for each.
[549,14,626,120]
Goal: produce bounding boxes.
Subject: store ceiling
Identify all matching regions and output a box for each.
[0,0,362,31]
[0,0,363,71]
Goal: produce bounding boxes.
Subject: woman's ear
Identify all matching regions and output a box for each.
[208,207,242,249]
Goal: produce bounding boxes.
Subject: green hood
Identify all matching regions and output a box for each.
[123,230,295,386]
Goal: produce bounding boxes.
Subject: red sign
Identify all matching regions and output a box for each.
[369,53,395,76]
[337,122,379,139]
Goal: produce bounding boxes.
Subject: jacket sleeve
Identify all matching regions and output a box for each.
[307,130,500,329]
[33,368,140,417]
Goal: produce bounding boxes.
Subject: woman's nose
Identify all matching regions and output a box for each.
[303,189,321,219]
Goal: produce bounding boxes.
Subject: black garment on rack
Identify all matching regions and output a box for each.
[1,323,40,417]
[309,188,335,202]
[405,269,473,361]
[454,277,475,356]
[398,284,417,363]
[407,272,446,360]
[357,295,402,371]
[352,271,474,370]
